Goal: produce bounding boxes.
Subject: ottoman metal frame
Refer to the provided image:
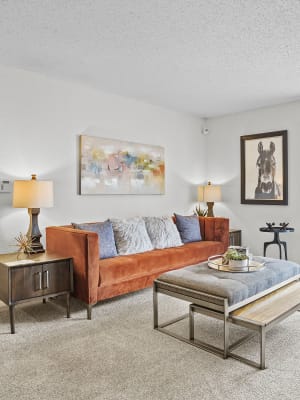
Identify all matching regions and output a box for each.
[153,275,300,369]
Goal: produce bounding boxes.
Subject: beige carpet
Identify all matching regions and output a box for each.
[1,288,300,400]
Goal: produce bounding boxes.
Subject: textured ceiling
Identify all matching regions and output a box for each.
[0,0,299,116]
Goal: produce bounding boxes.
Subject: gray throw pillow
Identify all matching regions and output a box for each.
[174,213,202,243]
[144,216,183,249]
[72,220,117,259]
[110,217,153,255]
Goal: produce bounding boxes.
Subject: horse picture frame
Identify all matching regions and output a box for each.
[240,130,288,205]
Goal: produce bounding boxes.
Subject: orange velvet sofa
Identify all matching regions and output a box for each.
[46,217,229,319]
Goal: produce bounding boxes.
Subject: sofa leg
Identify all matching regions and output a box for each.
[87,304,93,320]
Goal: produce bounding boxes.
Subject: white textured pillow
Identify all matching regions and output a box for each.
[110,217,153,255]
[144,216,183,249]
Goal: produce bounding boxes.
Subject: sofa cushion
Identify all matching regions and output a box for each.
[174,213,202,243]
[98,240,224,287]
[110,217,153,255]
[144,216,183,249]
[72,221,117,259]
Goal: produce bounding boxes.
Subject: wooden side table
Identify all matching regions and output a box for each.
[0,252,73,334]
[229,229,242,246]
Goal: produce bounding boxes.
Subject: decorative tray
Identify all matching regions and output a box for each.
[207,255,265,273]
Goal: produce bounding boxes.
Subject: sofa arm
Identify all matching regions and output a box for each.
[200,217,229,253]
[46,226,99,305]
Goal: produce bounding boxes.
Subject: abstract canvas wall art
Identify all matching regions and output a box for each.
[80,135,165,195]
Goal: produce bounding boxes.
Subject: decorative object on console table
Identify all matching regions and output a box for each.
[197,181,221,217]
[13,232,34,257]
[260,222,294,260]
[0,252,73,334]
[229,229,242,246]
[240,130,288,205]
[12,174,53,253]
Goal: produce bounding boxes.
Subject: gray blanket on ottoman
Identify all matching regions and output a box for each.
[157,257,300,306]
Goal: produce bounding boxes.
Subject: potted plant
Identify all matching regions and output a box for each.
[194,205,208,217]
[224,248,249,269]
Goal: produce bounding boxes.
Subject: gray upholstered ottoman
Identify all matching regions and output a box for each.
[153,257,300,368]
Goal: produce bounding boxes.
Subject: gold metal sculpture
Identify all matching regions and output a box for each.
[13,233,34,258]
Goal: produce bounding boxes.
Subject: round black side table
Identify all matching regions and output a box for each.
[259,226,294,260]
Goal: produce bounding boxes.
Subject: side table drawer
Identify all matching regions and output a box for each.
[11,265,44,301]
[43,261,71,295]
[11,260,72,302]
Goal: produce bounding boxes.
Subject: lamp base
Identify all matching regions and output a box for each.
[25,249,45,254]
[206,202,215,217]
[26,208,45,254]
[25,238,45,254]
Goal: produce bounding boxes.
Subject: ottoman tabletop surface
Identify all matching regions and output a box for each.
[156,257,300,306]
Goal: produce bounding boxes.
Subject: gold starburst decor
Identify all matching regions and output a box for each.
[13,233,34,257]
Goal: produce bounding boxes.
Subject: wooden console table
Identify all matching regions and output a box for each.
[0,252,73,334]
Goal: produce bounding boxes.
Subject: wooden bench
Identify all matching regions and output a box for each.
[190,281,300,369]
[230,281,300,369]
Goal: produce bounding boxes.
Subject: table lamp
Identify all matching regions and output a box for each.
[198,181,221,217]
[12,174,53,253]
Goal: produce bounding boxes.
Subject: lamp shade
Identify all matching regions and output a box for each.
[198,182,222,203]
[203,183,222,202]
[197,186,204,202]
[13,175,53,208]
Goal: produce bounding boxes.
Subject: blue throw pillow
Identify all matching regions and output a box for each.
[72,220,117,259]
[174,213,202,243]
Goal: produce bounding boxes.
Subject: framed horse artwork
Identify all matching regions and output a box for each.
[240,130,288,205]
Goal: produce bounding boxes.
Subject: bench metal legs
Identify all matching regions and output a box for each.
[189,304,230,359]
[224,312,230,359]
[228,323,267,369]
[154,279,300,370]
[153,283,230,361]
[153,284,267,370]
[190,304,267,369]
[260,327,266,369]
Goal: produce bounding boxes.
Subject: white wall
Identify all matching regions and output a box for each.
[2,65,298,262]
[0,66,206,252]
[206,101,300,262]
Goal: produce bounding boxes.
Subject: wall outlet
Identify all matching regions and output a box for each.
[0,179,12,193]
